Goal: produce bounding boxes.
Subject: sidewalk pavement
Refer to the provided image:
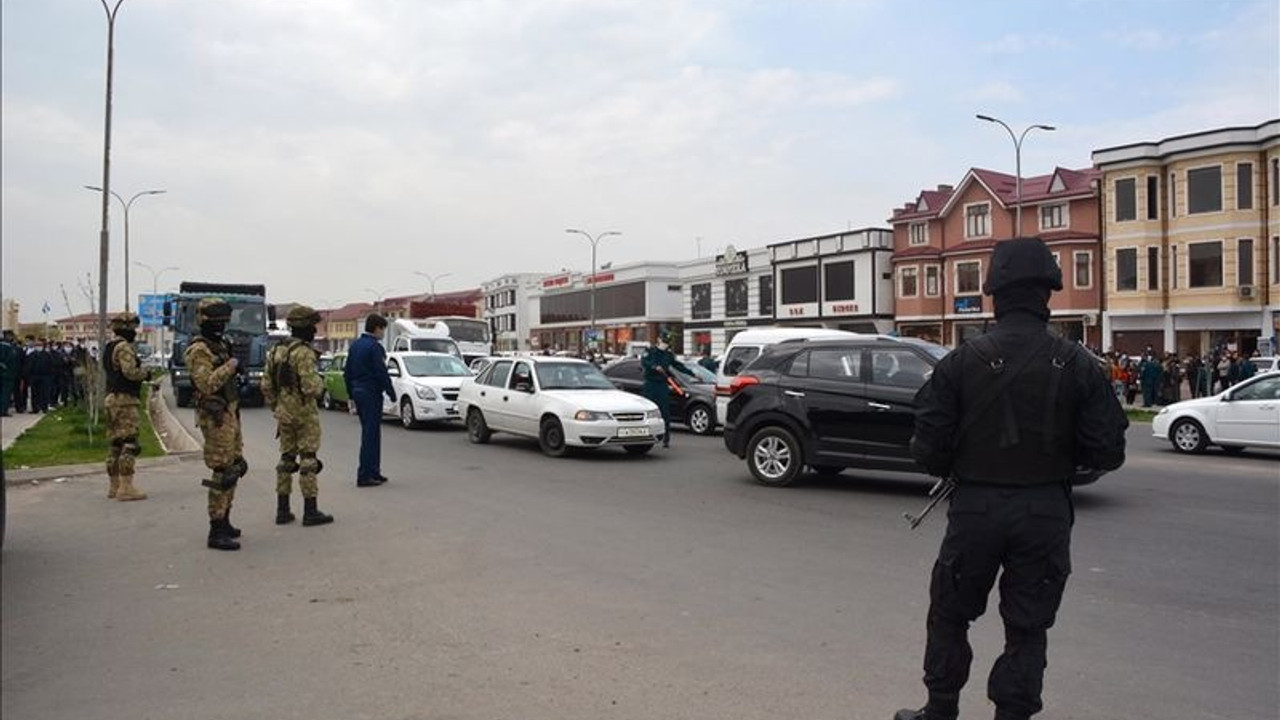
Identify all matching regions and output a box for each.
[1,412,43,452]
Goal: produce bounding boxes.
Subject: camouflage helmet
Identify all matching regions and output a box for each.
[196,297,233,324]
[286,305,322,329]
[109,311,140,331]
[983,237,1064,296]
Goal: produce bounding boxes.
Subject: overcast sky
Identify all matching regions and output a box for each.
[3,0,1277,321]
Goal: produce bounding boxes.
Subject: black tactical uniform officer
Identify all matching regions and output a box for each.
[896,238,1128,720]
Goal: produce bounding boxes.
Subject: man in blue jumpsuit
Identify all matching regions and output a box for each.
[641,333,694,449]
[343,314,396,486]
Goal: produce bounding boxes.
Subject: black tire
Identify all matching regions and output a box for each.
[746,426,803,487]
[400,397,421,430]
[176,386,192,408]
[467,408,492,444]
[1170,418,1208,454]
[624,444,654,456]
[812,465,844,477]
[1220,445,1246,455]
[539,416,567,458]
[686,403,715,436]
[321,390,334,411]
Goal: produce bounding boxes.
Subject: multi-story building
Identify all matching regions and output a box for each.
[1093,120,1280,355]
[318,302,372,354]
[529,262,684,354]
[678,244,774,355]
[482,273,547,353]
[890,166,1102,347]
[770,228,896,334]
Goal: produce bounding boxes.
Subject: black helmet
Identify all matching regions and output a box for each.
[983,237,1063,295]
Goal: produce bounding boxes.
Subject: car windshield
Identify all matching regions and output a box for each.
[403,355,471,377]
[535,362,617,390]
[409,338,461,357]
[897,337,951,360]
[177,299,265,335]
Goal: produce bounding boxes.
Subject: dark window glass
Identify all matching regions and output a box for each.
[722,347,760,377]
[691,283,711,320]
[487,361,512,388]
[1116,248,1138,291]
[1187,166,1223,214]
[824,260,856,301]
[759,275,774,315]
[808,349,862,381]
[725,278,748,317]
[509,362,533,389]
[1147,176,1159,219]
[1238,238,1254,286]
[1273,160,1279,205]
[1237,163,1253,210]
[869,349,932,389]
[1147,247,1160,290]
[605,360,643,381]
[1115,178,1137,221]
[780,266,819,305]
[1188,242,1223,287]
[1232,376,1280,401]
[956,261,981,295]
[787,352,809,377]
[539,282,646,324]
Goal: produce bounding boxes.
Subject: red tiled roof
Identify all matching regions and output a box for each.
[895,166,1098,223]
[323,302,373,321]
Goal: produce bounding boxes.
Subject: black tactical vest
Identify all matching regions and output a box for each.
[103,339,143,397]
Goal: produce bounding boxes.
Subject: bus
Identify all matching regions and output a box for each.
[423,316,492,365]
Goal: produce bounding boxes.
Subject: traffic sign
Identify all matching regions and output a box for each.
[137,294,171,328]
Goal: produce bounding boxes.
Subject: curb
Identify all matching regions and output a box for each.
[149,381,202,454]
[6,453,200,486]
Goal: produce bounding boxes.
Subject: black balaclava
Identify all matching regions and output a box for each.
[200,321,227,340]
[292,325,317,342]
[993,282,1052,322]
[116,328,138,343]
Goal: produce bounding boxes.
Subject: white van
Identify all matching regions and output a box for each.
[714,327,861,421]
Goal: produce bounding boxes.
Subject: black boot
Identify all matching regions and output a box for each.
[225,508,243,538]
[207,519,241,551]
[275,495,296,525]
[302,497,334,526]
[894,710,926,720]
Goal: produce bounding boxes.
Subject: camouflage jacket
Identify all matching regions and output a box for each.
[106,340,150,403]
[263,338,322,421]
[185,336,239,413]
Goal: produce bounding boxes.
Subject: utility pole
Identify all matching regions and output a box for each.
[976,114,1056,235]
[93,0,126,354]
[565,228,621,349]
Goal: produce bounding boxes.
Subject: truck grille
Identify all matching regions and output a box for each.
[612,412,645,422]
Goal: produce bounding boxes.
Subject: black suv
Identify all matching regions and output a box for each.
[723,337,949,486]
[603,357,719,435]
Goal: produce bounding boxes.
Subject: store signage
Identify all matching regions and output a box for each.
[785,305,818,318]
[586,272,615,285]
[828,302,859,314]
[954,296,983,314]
[542,274,571,289]
[724,320,748,328]
[715,245,749,276]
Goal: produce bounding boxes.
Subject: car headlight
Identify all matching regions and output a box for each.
[248,370,264,379]
[415,386,438,401]
[645,409,661,419]
[574,410,611,421]
[1157,407,1170,415]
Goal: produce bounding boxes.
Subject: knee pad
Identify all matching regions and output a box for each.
[122,436,141,457]
[277,453,300,474]
[298,451,323,475]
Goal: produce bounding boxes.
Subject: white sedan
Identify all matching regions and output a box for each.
[458,356,665,457]
[1152,371,1280,454]
[382,352,473,428]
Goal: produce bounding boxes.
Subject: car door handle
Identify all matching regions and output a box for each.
[480,391,486,397]
[784,390,806,398]
[503,396,509,402]
[869,402,892,411]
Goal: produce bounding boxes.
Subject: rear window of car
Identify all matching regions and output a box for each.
[722,346,761,376]
[807,349,863,381]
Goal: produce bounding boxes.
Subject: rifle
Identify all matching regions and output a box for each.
[903,477,957,530]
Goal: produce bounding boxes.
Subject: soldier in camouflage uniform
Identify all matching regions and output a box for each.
[262,305,334,527]
[103,312,150,501]
[185,298,248,551]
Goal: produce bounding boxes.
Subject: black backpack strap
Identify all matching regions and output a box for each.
[953,332,1054,446]
[1042,338,1082,454]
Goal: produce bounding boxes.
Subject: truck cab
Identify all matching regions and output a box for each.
[381,318,464,359]
[165,282,272,407]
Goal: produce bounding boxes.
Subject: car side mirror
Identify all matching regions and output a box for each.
[388,367,401,378]
[268,306,278,323]
[515,382,533,393]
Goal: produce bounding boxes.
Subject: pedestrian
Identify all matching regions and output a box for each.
[1186,355,1204,398]
[27,339,55,413]
[1227,353,1242,389]
[185,298,248,551]
[1216,353,1231,393]
[50,342,68,407]
[14,336,33,413]
[641,332,695,449]
[1240,353,1258,382]
[698,348,719,373]
[898,237,1128,720]
[102,312,150,501]
[343,314,395,487]
[0,330,19,416]
[1139,353,1162,407]
[262,306,334,527]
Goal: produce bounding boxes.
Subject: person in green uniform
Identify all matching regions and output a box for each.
[641,333,694,449]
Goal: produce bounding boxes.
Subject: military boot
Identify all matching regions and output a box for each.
[275,495,296,525]
[225,507,243,538]
[207,519,241,551]
[107,476,120,499]
[301,497,334,527]
[115,475,148,501]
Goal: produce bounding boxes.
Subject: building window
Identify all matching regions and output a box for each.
[1074,251,1092,289]
[955,261,982,295]
[925,265,940,296]
[1274,237,1280,284]
[1273,160,1279,206]
[1237,238,1254,286]
[1187,166,1223,214]
[690,283,711,320]
[1169,172,1177,217]
[900,266,918,298]
[759,275,774,315]
[909,222,928,245]
[1116,248,1138,291]
[1170,245,1179,289]
[1187,241,1223,288]
[965,203,990,238]
[1147,246,1160,291]
[780,266,819,305]
[1040,203,1067,230]
[725,278,749,318]
[1237,162,1253,210]
[824,261,856,301]
[1146,175,1159,219]
[1115,178,1137,221]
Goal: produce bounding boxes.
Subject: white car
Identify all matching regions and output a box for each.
[382,352,473,428]
[458,356,666,457]
[1152,371,1280,454]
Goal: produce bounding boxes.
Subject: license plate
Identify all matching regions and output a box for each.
[617,426,651,438]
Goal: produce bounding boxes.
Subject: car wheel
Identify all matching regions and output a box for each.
[1170,418,1207,454]
[747,426,803,487]
[624,444,654,456]
[812,465,844,477]
[321,390,334,411]
[1220,445,1246,455]
[400,397,421,429]
[467,408,492,444]
[539,417,567,458]
[686,404,714,436]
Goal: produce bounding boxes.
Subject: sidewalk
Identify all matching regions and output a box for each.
[1,412,44,452]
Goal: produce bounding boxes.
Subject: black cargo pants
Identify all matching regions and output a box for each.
[922,482,1073,720]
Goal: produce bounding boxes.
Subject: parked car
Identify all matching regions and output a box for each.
[320,352,352,411]
[723,337,948,486]
[714,327,861,424]
[382,352,473,428]
[1152,371,1280,454]
[1250,356,1279,374]
[458,356,665,457]
[602,357,719,435]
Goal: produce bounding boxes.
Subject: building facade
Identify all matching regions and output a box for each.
[770,228,896,334]
[889,167,1103,347]
[530,262,684,354]
[1093,120,1280,356]
[679,245,775,355]
[482,273,546,353]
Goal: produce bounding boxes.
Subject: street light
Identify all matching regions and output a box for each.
[975,114,1056,236]
[92,0,127,355]
[565,228,621,348]
[364,287,396,314]
[413,271,453,299]
[134,261,178,357]
[86,186,166,311]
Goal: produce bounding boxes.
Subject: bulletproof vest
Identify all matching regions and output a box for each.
[950,332,1081,486]
[188,336,239,406]
[270,339,307,395]
[103,339,143,397]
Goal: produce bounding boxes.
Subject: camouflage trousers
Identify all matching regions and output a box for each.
[276,418,322,498]
[104,393,142,477]
[197,406,244,520]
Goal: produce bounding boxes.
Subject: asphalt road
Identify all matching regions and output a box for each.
[3,393,1277,720]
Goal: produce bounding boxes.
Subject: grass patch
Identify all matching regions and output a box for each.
[4,387,165,470]
[1126,408,1160,424]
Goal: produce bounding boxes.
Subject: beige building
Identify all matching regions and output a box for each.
[1093,120,1280,356]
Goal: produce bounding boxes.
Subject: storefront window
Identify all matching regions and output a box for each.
[725,278,749,317]
[781,266,819,305]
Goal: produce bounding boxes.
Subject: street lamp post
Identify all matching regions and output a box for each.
[364,287,396,315]
[565,228,621,349]
[413,271,453,300]
[134,261,177,356]
[93,0,126,355]
[976,114,1056,236]
[86,186,166,311]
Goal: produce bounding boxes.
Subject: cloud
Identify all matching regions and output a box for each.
[973,81,1024,103]
[1105,28,1180,51]
[980,33,1070,54]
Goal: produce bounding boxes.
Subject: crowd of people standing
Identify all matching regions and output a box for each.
[1105,345,1262,408]
[0,330,93,416]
